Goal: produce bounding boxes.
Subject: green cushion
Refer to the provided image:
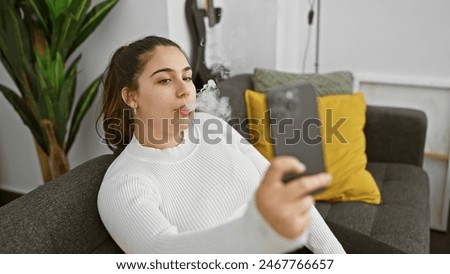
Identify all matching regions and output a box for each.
[253,68,354,96]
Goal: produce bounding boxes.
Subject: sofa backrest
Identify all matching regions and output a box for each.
[217,74,253,137]
[0,154,123,253]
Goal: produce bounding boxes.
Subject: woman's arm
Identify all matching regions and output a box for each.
[98,173,306,254]
[304,206,346,253]
[231,121,345,254]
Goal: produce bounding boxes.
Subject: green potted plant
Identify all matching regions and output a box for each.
[0,0,118,182]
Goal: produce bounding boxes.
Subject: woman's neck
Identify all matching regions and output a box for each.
[133,127,184,149]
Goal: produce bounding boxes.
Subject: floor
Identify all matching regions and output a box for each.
[431,230,450,253]
[0,189,22,207]
[1,189,449,253]
[430,209,450,253]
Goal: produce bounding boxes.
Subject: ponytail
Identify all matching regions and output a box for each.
[97,46,132,152]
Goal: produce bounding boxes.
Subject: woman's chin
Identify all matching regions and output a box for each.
[173,115,193,132]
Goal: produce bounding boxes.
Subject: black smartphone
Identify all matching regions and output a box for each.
[266,82,326,195]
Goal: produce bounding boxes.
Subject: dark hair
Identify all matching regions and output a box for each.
[97,35,183,152]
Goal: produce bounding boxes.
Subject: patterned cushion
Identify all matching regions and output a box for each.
[253,68,354,95]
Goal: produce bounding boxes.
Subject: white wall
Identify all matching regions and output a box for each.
[314,0,450,230]
[0,0,169,193]
[167,0,278,75]
[219,0,278,74]
[320,0,450,80]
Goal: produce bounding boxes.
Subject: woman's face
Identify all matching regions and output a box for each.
[132,45,196,141]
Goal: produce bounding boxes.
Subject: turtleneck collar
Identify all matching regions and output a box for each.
[125,120,199,163]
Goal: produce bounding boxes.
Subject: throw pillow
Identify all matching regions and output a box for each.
[244,89,273,160]
[244,89,381,204]
[253,68,354,96]
[315,93,381,204]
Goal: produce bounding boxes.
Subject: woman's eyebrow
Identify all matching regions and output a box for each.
[150,66,191,77]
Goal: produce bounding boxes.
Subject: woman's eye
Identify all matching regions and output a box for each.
[159,79,171,85]
[183,76,192,81]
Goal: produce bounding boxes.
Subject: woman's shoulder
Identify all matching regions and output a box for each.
[102,150,152,183]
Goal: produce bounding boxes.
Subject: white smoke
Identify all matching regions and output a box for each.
[196,79,232,121]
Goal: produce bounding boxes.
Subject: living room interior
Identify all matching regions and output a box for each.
[0,0,449,254]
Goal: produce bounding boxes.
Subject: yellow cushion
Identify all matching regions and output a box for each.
[244,89,381,204]
[244,90,273,160]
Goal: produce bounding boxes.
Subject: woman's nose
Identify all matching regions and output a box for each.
[175,79,192,98]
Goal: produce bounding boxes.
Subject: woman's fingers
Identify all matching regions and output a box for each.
[289,194,315,215]
[260,156,306,188]
[285,173,331,199]
[276,204,312,239]
[256,156,331,239]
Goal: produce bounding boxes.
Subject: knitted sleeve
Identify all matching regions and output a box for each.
[305,206,346,253]
[98,173,307,254]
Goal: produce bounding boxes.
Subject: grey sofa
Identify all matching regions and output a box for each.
[0,74,429,253]
[218,74,430,254]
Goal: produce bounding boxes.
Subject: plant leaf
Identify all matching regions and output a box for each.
[34,49,63,98]
[22,52,41,99]
[0,47,17,92]
[56,75,76,145]
[71,0,90,22]
[56,55,81,145]
[45,0,71,22]
[69,0,118,55]
[2,7,33,96]
[53,52,64,95]
[63,54,82,115]
[20,55,42,116]
[0,17,16,83]
[42,88,56,127]
[55,0,90,60]
[34,49,51,91]
[28,0,50,37]
[65,76,102,152]
[0,83,48,153]
[5,8,32,62]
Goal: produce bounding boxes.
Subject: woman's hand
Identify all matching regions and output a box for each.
[256,156,331,239]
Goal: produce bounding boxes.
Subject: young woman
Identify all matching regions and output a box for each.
[97,35,345,254]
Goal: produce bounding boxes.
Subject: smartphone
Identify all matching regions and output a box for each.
[266,82,326,195]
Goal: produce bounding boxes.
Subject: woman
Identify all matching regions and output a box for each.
[97,35,345,254]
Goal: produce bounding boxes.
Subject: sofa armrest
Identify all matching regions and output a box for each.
[0,154,122,253]
[364,105,427,167]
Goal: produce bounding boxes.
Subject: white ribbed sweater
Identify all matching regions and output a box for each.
[98,112,345,254]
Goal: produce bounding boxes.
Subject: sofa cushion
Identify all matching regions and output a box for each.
[315,162,430,253]
[90,237,124,254]
[253,68,354,95]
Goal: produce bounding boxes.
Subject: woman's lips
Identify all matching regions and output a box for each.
[176,102,195,117]
[178,108,192,117]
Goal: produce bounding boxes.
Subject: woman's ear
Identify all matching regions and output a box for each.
[121,87,138,108]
